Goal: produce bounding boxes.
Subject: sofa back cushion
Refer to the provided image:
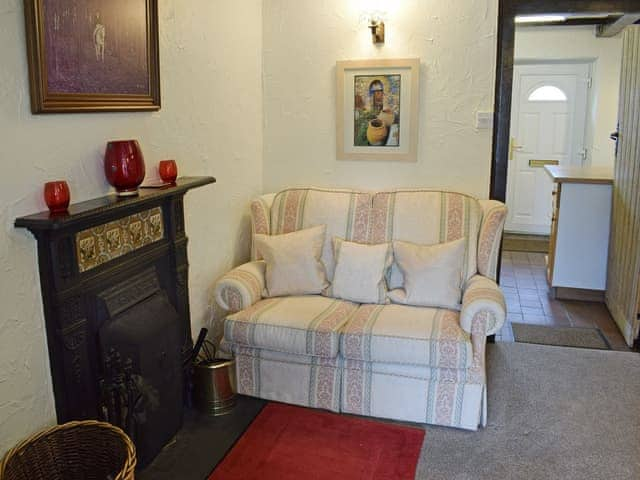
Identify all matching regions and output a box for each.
[269,188,372,280]
[370,190,482,286]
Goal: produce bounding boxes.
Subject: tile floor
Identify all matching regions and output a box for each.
[496,251,631,351]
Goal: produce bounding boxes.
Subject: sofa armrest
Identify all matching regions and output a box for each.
[477,200,507,281]
[460,275,506,336]
[214,261,265,313]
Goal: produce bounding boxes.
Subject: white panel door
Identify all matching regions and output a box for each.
[506,63,590,234]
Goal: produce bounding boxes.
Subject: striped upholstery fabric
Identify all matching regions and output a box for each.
[250,193,275,261]
[224,295,358,358]
[341,304,473,368]
[230,346,343,412]
[269,188,372,280]
[460,275,506,335]
[214,260,266,313]
[477,200,508,280]
[371,190,482,288]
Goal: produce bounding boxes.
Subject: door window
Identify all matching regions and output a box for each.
[528,85,568,102]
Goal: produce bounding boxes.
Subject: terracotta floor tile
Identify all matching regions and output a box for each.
[499,251,632,352]
[521,306,545,316]
[519,314,550,325]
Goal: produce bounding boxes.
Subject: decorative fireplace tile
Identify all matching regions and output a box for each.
[76,207,164,272]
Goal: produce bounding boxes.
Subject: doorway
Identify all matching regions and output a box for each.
[505,61,591,234]
[490,3,638,348]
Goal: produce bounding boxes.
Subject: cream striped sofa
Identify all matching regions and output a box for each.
[214,188,507,430]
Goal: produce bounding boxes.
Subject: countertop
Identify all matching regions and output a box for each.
[544,165,613,185]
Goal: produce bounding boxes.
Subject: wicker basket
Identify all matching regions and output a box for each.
[0,420,136,480]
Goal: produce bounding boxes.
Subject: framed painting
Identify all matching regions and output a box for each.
[336,58,420,162]
[24,0,160,113]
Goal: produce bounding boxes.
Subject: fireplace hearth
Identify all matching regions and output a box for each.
[15,177,215,467]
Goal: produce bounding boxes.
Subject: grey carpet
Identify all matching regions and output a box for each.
[511,323,611,350]
[416,343,640,480]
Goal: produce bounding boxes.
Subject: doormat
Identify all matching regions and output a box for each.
[511,323,611,350]
[209,402,425,480]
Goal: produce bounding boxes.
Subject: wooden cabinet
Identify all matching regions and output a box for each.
[545,166,613,300]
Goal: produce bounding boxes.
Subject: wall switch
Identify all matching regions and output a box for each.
[476,111,494,130]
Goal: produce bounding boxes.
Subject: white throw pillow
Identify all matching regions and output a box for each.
[254,225,329,297]
[388,238,465,309]
[329,237,392,304]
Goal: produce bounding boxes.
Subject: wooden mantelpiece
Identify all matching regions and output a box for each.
[15,176,215,424]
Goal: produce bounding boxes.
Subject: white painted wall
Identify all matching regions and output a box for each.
[515,26,622,167]
[0,0,263,456]
[262,0,498,198]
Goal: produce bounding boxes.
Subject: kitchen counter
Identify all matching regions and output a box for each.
[544,165,613,185]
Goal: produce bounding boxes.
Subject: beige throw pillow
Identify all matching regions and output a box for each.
[254,225,329,297]
[329,238,392,304]
[388,238,465,309]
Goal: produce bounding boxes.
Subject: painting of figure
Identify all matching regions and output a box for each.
[25,0,160,112]
[353,75,401,147]
[43,0,148,94]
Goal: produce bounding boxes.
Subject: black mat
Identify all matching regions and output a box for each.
[511,323,611,350]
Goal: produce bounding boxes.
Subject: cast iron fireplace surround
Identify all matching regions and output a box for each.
[15,176,215,465]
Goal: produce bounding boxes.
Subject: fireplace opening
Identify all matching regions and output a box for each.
[98,268,183,467]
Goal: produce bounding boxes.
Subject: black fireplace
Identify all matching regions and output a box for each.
[15,177,215,467]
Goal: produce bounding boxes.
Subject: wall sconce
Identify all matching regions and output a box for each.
[360,1,387,45]
[368,18,385,44]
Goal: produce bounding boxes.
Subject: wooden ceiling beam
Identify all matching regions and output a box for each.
[597,13,640,37]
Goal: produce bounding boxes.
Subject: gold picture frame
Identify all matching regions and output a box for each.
[336,58,419,162]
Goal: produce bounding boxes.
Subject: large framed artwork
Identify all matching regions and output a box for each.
[336,58,419,162]
[24,0,160,113]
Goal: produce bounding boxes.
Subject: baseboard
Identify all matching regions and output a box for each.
[503,233,549,253]
[552,287,605,302]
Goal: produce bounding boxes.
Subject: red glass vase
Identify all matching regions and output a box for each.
[158,160,178,183]
[104,140,146,196]
[44,181,70,213]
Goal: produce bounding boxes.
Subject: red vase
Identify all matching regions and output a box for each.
[158,160,178,183]
[44,181,70,213]
[104,140,146,196]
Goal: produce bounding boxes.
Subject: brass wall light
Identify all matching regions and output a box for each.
[368,18,385,44]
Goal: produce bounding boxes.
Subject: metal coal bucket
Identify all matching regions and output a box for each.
[193,359,237,416]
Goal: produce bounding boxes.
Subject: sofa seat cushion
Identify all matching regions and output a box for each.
[340,304,473,368]
[224,296,358,358]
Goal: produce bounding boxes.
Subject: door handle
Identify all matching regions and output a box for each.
[509,137,524,160]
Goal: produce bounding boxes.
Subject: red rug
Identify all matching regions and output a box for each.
[209,403,425,480]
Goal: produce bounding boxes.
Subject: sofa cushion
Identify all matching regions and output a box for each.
[269,188,372,280]
[388,238,465,309]
[328,238,392,304]
[370,190,482,287]
[224,296,358,358]
[340,304,473,368]
[254,225,329,297]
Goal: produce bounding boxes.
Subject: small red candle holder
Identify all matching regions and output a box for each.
[44,181,70,213]
[159,160,178,183]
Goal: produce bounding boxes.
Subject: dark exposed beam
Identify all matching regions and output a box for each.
[597,13,640,36]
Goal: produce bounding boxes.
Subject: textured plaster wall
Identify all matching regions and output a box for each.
[262,0,499,198]
[515,26,622,167]
[0,0,263,455]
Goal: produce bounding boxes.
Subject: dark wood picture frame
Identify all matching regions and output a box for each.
[24,0,161,113]
[490,0,639,202]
